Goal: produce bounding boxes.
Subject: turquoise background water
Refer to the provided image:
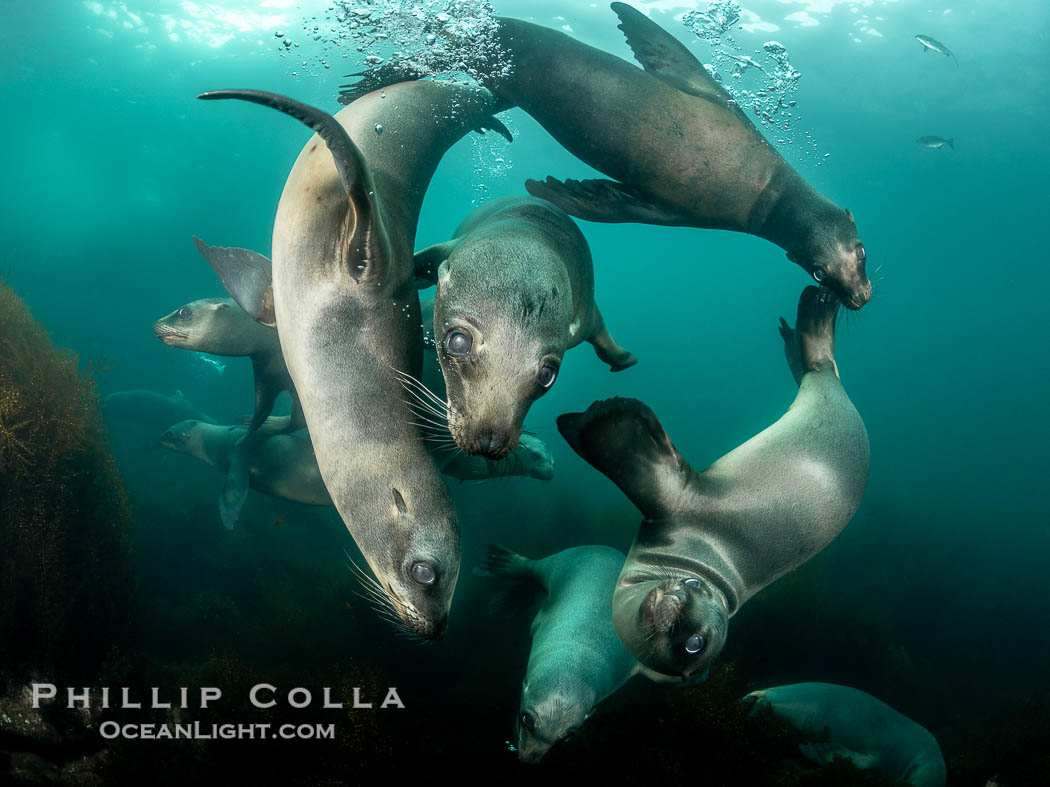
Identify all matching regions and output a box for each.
[2,0,1048,780]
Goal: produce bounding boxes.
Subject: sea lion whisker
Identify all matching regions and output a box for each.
[394,369,451,411]
[404,396,450,421]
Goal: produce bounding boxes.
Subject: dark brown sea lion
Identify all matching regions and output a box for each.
[340,2,871,309]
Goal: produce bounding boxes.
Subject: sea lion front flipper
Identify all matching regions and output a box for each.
[246,366,280,434]
[587,306,638,372]
[218,445,251,530]
[475,545,545,619]
[198,90,391,285]
[557,397,687,520]
[474,116,513,144]
[193,238,276,328]
[611,3,736,107]
[526,177,688,226]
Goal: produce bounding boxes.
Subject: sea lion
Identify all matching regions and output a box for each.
[557,286,869,679]
[414,195,635,459]
[479,545,640,764]
[196,82,511,638]
[153,295,305,436]
[339,2,871,309]
[102,389,215,436]
[161,417,555,525]
[744,683,946,787]
[162,420,332,509]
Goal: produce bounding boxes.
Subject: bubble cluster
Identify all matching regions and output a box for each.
[682,0,824,165]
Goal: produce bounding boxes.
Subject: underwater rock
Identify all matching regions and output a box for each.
[0,276,134,684]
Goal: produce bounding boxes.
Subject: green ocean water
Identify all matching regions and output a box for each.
[1,0,1048,783]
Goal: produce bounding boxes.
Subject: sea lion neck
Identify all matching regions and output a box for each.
[750,166,837,259]
[627,530,741,616]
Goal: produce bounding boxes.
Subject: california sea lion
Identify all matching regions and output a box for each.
[557,286,869,679]
[161,416,555,525]
[162,420,332,508]
[414,196,635,459]
[479,545,640,764]
[339,3,871,308]
[153,294,304,436]
[197,82,511,638]
[102,389,215,435]
[744,683,946,787]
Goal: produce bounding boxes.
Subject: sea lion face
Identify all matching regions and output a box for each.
[516,688,589,764]
[793,209,870,310]
[355,487,459,640]
[159,419,207,460]
[613,573,728,680]
[434,262,567,460]
[153,298,237,351]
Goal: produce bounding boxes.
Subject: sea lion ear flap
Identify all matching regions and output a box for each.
[413,242,457,289]
[193,237,276,328]
[557,397,683,519]
[844,208,855,224]
[198,89,390,284]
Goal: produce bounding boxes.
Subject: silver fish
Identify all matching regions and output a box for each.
[915,34,957,64]
[917,136,954,150]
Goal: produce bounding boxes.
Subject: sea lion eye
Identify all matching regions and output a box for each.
[685,634,705,654]
[856,245,866,261]
[177,306,192,319]
[538,365,557,389]
[445,330,472,357]
[684,578,701,589]
[520,712,535,731]
[812,267,827,283]
[410,562,436,586]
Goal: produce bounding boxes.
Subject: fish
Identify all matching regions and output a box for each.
[915,34,957,64]
[917,136,954,150]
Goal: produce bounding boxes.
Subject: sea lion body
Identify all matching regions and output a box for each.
[341,3,870,308]
[745,683,946,787]
[416,196,635,459]
[162,420,331,506]
[480,545,638,764]
[102,389,215,435]
[558,287,869,679]
[153,297,304,435]
[200,81,510,637]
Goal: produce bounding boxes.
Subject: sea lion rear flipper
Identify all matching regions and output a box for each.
[610,2,743,115]
[337,61,430,106]
[194,238,275,327]
[798,742,876,770]
[198,90,390,285]
[526,177,688,226]
[474,545,545,619]
[557,397,686,520]
[218,445,251,530]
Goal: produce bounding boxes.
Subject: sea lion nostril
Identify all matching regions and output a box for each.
[480,433,504,456]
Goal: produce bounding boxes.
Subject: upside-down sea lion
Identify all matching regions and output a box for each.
[557,286,869,679]
[154,295,304,437]
[196,82,511,638]
[744,683,946,787]
[339,2,871,309]
[479,545,640,764]
[414,195,635,459]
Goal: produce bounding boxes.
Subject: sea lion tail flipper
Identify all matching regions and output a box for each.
[337,60,431,105]
[475,545,544,619]
[557,398,684,520]
[193,238,276,327]
[587,307,638,372]
[799,742,876,770]
[610,2,735,108]
[218,447,251,530]
[198,89,388,284]
[525,177,686,226]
